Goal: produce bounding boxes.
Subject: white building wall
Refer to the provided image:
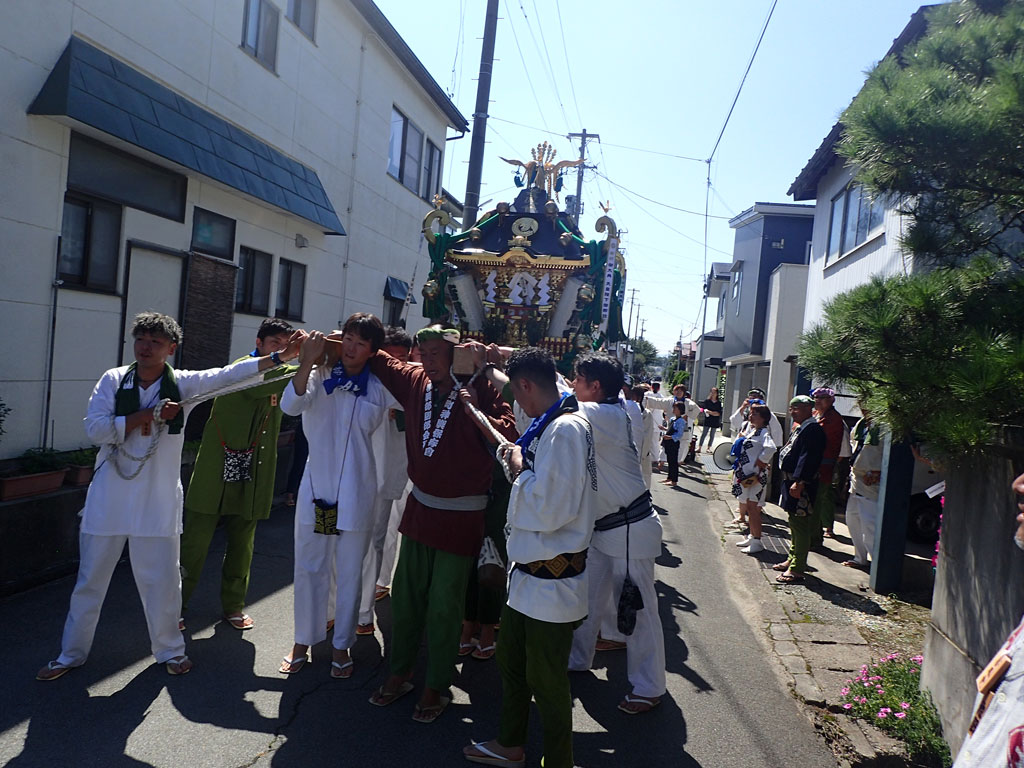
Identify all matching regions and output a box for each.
[801,161,910,332]
[0,0,457,457]
[763,263,808,416]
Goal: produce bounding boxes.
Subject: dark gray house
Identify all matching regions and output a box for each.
[716,203,814,422]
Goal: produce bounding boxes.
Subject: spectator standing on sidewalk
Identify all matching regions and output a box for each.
[810,387,845,546]
[843,409,882,569]
[732,404,777,555]
[659,402,686,488]
[696,386,723,453]
[773,396,826,585]
[951,471,1024,767]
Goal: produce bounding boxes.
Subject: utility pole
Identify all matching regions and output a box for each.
[639,318,646,339]
[567,129,599,222]
[461,0,500,232]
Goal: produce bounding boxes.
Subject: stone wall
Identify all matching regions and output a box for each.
[922,427,1024,755]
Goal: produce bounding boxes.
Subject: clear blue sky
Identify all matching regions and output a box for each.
[374,0,935,355]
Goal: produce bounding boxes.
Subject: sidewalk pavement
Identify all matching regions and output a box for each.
[693,438,933,764]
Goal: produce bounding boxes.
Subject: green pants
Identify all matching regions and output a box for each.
[180,511,259,614]
[786,513,815,574]
[389,536,473,691]
[497,604,578,768]
[811,482,836,546]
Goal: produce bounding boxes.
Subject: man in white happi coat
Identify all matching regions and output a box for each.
[278,314,392,679]
[464,347,598,768]
[357,326,414,635]
[37,312,303,680]
[568,352,667,714]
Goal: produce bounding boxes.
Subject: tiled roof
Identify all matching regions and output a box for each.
[30,37,345,233]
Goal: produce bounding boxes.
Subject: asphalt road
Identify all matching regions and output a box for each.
[0,465,837,767]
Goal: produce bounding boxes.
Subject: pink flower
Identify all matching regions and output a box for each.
[878,711,888,719]
[900,702,910,710]
[911,655,923,664]
[895,712,907,719]
[843,703,853,710]
[841,687,850,695]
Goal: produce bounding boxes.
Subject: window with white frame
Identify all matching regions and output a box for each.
[242,0,279,71]
[236,246,272,315]
[287,0,316,39]
[277,258,306,320]
[387,107,428,195]
[825,183,885,264]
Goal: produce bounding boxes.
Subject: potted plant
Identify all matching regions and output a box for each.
[0,448,69,501]
[62,447,99,486]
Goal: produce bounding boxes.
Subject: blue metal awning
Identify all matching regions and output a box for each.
[385,276,416,304]
[29,37,345,234]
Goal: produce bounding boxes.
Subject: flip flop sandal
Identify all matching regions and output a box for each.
[771,562,790,572]
[617,695,662,715]
[775,573,805,584]
[178,617,186,632]
[368,680,414,707]
[166,656,192,676]
[374,586,390,601]
[464,742,526,767]
[411,696,451,723]
[224,613,254,630]
[595,639,628,652]
[457,641,477,657]
[279,654,308,674]
[356,623,375,636]
[471,644,496,660]
[36,660,72,681]
[330,659,354,679]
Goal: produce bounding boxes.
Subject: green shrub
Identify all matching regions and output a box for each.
[840,653,951,767]
[19,448,66,474]
[62,447,98,466]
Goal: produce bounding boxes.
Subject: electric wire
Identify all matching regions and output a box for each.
[501,0,550,131]
[526,0,572,132]
[612,179,733,258]
[554,0,584,128]
[513,0,570,131]
[594,170,731,220]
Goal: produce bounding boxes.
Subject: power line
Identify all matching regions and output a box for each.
[528,0,572,132]
[514,0,570,132]
[708,0,778,163]
[612,178,733,258]
[594,170,731,219]
[600,142,706,164]
[554,0,584,128]
[500,0,550,131]
[489,114,564,137]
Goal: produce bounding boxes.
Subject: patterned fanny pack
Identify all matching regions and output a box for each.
[216,411,271,483]
[514,550,587,580]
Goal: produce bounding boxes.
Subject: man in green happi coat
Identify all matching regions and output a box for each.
[180,318,301,630]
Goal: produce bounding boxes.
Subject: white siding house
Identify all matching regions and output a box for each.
[0,0,466,458]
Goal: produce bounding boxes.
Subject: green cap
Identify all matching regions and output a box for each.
[415,325,460,344]
[789,395,814,406]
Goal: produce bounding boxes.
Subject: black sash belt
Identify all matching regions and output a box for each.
[594,491,654,532]
[514,550,588,580]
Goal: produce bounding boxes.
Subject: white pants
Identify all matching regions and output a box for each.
[357,491,403,624]
[569,549,666,699]
[58,532,185,666]
[846,493,878,565]
[293,514,372,651]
